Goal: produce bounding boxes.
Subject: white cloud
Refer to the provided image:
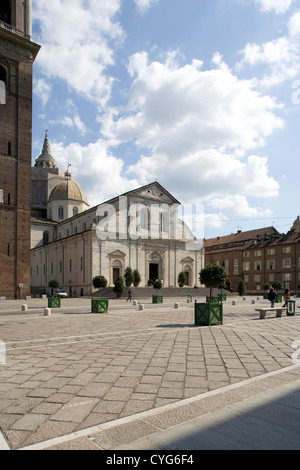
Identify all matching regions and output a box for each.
[32,0,123,108]
[237,36,300,87]
[289,10,300,36]
[50,139,139,207]
[99,51,281,220]
[134,0,159,13]
[34,78,52,107]
[254,0,295,14]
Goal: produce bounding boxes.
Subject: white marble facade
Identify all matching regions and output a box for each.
[31,180,204,297]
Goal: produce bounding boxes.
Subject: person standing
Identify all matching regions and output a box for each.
[268,288,276,308]
[126,288,132,302]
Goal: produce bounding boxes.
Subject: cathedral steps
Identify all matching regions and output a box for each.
[91,286,232,299]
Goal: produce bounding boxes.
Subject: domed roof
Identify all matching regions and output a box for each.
[49,168,88,205]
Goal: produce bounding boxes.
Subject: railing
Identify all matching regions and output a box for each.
[0,20,16,34]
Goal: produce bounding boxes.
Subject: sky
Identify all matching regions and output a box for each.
[31,0,300,239]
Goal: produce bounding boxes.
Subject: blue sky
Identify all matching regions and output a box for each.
[31,0,300,239]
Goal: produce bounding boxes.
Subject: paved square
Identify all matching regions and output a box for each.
[0,295,299,449]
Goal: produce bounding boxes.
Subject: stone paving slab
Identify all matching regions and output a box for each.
[0,296,299,450]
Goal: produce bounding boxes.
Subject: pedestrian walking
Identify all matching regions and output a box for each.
[126,288,132,302]
[282,288,290,307]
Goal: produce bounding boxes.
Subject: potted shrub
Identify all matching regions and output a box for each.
[133,269,141,287]
[113,276,125,298]
[91,275,108,313]
[48,279,61,308]
[237,280,246,297]
[124,267,134,287]
[196,264,227,326]
[178,271,187,287]
[152,279,163,303]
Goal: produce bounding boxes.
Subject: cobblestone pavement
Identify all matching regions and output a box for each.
[0,296,300,450]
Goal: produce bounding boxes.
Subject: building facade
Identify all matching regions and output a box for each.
[205,219,300,293]
[31,142,203,296]
[0,0,40,298]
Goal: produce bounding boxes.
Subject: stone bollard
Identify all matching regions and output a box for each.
[133,300,137,305]
[139,304,144,311]
[243,297,246,301]
[44,308,51,316]
[252,299,255,304]
[22,304,27,312]
[174,302,179,309]
[232,300,236,305]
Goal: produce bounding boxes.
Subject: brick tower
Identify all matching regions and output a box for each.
[0,0,40,298]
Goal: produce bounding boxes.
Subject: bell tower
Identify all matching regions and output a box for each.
[0,0,40,298]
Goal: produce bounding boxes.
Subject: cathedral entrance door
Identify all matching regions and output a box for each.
[113,268,120,282]
[149,263,159,282]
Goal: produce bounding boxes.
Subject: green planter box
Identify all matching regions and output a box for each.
[195,301,223,326]
[91,299,109,313]
[275,294,282,303]
[152,295,163,304]
[206,296,220,303]
[48,297,61,308]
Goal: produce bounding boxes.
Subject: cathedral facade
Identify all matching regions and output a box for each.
[31,133,204,297]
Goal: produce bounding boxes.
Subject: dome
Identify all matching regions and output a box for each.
[49,169,88,205]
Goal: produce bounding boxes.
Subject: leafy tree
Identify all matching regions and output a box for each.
[124,267,134,287]
[199,264,227,302]
[133,269,141,287]
[237,280,245,296]
[113,276,125,297]
[178,271,187,287]
[272,280,283,293]
[49,279,60,288]
[92,275,108,298]
[153,279,162,292]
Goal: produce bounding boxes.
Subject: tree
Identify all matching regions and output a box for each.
[237,280,245,296]
[49,279,60,288]
[178,271,187,287]
[153,279,162,292]
[92,275,108,298]
[199,264,227,302]
[113,276,125,297]
[124,267,134,287]
[272,280,283,293]
[263,283,271,292]
[133,269,141,287]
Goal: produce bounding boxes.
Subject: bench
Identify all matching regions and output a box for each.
[255,307,287,319]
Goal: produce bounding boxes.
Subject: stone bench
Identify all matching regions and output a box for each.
[255,307,287,319]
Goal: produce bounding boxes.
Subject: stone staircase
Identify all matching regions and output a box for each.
[91,286,233,299]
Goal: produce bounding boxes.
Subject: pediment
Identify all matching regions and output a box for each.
[129,182,180,205]
[109,250,126,259]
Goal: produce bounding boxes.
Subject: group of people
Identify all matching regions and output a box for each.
[268,287,290,308]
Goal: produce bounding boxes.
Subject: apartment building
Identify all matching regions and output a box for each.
[204,217,300,293]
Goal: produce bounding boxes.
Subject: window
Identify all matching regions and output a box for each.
[254,274,261,282]
[0,2,11,25]
[283,273,291,281]
[282,258,291,269]
[283,246,291,254]
[269,274,274,282]
[255,261,262,271]
[43,231,49,245]
[243,262,250,271]
[69,259,72,272]
[73,207,78,216]
[243,252,250,258]
[254,250,262,257]
[233,259,239,275]
[267,259,275,270]
[267,248,275,255]
[0,189,3,203]
[58,207,64,219]
[0,66,6,105]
